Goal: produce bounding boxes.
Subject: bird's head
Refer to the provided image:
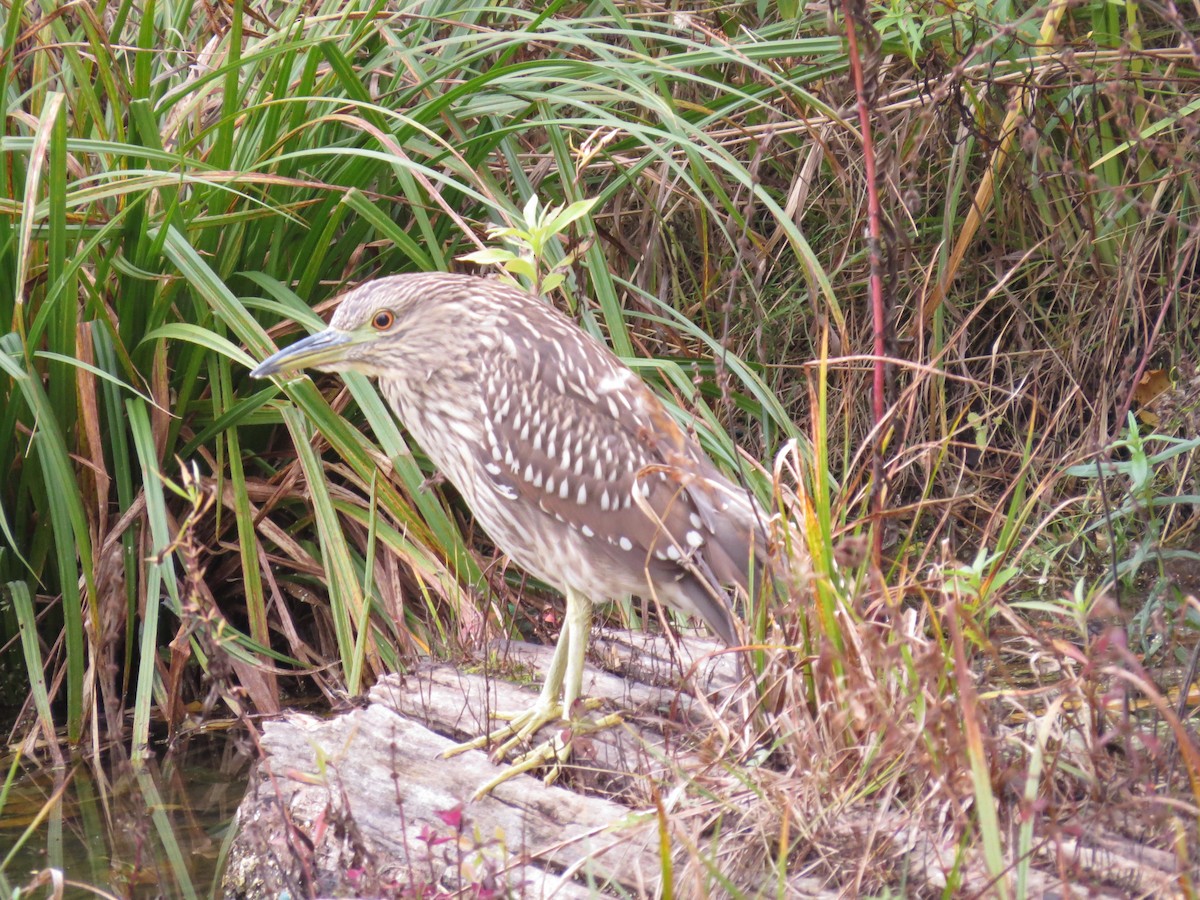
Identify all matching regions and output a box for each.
[250,273,485,380]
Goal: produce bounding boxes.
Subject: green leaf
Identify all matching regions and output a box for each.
[521,193,540,225]
[544,197,599,235]
[282,405,367,691]
[7,581,55,745]
[143,323,258,369]
[459,247,517,265]
[504,256,536,279]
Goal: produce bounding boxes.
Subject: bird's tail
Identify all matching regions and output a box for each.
[677,477,770,646]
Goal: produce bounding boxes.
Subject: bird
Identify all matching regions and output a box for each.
[251,272,766,794]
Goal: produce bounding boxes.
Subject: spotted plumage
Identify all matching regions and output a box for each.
[251,272,767,790]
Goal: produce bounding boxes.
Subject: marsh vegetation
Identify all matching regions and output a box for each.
[1,0,1198,895]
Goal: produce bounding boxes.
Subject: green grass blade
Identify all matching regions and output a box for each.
[126,399,182,754]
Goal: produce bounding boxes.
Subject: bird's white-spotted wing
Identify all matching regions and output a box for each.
[475,320,761,643]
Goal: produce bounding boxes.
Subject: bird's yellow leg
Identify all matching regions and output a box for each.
[441,609,572,761]
[443,589,621,797]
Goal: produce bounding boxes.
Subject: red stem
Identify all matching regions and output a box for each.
[841,0,887,566]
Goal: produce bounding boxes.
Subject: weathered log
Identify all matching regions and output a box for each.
[223,699,668,897]
[378,632,743,801]
[222,634,741,897]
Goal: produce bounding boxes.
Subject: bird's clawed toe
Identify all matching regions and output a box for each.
[441,698,618,798]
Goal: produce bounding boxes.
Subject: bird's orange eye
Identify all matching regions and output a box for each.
[372,310,395,330]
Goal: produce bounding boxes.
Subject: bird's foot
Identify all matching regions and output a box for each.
[470,708,623,799]
[442,696,567,762]
[441,698,619,798]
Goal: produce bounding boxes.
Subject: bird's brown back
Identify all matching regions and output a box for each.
[336,274,766,644]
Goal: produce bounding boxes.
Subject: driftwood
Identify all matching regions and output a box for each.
[221,632,776,898]
[223,702,658,897]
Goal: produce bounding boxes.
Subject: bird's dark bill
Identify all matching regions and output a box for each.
[250,328,354,378]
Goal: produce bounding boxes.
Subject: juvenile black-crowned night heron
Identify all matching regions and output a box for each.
[252,272,765,793]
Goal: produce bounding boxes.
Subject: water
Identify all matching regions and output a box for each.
[0,729,252,899]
